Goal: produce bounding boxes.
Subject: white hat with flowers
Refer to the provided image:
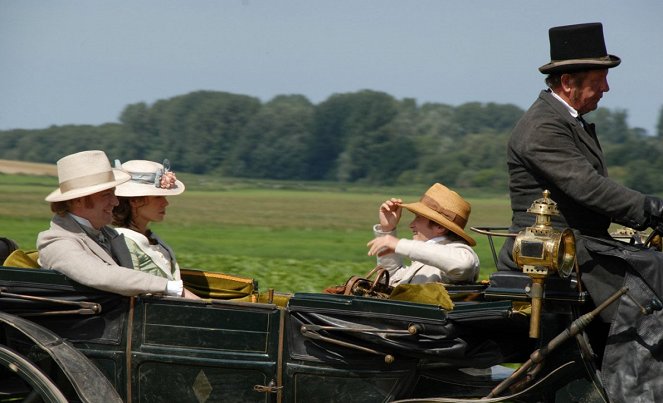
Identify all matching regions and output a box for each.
[114,159,185,197]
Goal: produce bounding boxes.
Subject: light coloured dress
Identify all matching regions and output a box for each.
[115,228,181,281]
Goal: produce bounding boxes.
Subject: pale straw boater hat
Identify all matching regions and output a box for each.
[45,150,130,202]
[401,183,476,246]
[114,159,185,197]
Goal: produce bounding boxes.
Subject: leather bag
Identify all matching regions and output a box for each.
[324,265,393,299]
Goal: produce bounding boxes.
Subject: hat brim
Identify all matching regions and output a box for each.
[539,54,621,74]
[402,201,476,246]
[45,169,131,202]
[114,180,185,197]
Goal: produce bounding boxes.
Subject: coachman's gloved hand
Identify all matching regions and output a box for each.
[643,196,663,232]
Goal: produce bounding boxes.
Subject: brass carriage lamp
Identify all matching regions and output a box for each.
[512,190,576,338]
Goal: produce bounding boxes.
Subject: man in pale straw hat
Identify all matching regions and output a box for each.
[37,150,186,297]
[111,159,198,299]
[367,183,479,285]
[497,23,663,401]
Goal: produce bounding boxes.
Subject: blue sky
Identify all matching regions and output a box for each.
[2,0,662,134]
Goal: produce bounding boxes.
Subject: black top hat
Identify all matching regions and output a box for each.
[539,22,621,74]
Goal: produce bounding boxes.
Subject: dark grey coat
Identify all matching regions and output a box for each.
[501,89,647,238]
[498,90,663,402]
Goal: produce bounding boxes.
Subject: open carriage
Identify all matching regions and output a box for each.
[0,193,634,402]
[0,268,610,403]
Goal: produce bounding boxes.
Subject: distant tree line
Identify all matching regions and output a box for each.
[2,90,663,192]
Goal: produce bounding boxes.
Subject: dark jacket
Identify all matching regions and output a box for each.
[498,89,648,271]
[503,89,646,239]
[498,90,663,403]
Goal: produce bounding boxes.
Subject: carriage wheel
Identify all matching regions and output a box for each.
[0,344,68,403]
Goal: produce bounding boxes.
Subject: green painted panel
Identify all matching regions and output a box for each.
[143,324,270,353]
[144,303,270,330]
[136,361,271,403]
[293,372,399,403]
[141,303,277,354]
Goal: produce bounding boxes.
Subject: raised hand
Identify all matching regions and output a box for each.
[379,198,403,232]
[367,235,399,257]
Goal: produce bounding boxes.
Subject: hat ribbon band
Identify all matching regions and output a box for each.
[421,195,467,228]
[550,55,613,63]
[60,171,115,193]
[122,159,171,188]
[129,171,162,188]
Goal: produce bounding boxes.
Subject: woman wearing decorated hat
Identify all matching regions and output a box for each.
[112,159,198,298]
[367,183,479,285]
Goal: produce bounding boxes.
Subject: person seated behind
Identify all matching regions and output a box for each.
[367,183,480,285]
[37,150,185,297]
[112,159,198,299]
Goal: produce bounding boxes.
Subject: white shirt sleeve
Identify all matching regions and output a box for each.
[166,280,184,296]
[395,239,480,283]
[372,224,404,272]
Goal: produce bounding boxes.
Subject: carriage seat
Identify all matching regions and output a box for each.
[0,237,19,264]
[2,249,40,269]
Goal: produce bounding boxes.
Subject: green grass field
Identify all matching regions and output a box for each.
[0,172,511,293]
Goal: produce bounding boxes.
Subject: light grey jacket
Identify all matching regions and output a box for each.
[373,225,480,285]
[37,214,169,296]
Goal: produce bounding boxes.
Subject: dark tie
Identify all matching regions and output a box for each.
[578,114,596,131]
[98,231,123,265]
[97,232,110,252]
[577,115,599,145]
[83,228,112,256]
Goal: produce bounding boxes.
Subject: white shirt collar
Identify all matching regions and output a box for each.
[426,235,447,244]
[548,88,579,118]
[69,213,97,232]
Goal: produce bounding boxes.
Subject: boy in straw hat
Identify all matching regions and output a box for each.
[497,23,663,401]
[367,183,479,286]
[37,150,186,297]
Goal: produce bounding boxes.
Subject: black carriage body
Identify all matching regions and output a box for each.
[0,266,608,402]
